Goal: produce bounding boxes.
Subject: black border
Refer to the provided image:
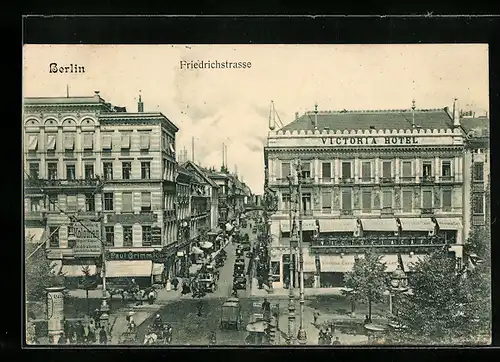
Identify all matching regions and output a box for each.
[15,14,500,361]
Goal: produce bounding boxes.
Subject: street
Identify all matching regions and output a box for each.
[136,226,263,345]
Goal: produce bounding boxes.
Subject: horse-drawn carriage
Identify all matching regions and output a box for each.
[143,324,173,345]
[108,279,159,304]
[197,272,218,293]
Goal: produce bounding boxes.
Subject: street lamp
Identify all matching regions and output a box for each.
[389,264,409,317]
[295,159,307,345]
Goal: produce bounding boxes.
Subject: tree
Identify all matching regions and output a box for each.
[390,248,490,344]
[25,237,65,302]
[78,265,97,315]
[342,249,388,320]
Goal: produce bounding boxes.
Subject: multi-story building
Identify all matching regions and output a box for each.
[23,92,179,286]
[461,113,490,243]
[175,165,193,276]
[264,103,466,289]
[206,170,233,225]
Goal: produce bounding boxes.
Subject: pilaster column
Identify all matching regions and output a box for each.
[374,157,380,183]
[434,156,440,182]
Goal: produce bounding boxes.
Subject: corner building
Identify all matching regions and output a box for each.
[264,106,465,290]
[24,92,179,286]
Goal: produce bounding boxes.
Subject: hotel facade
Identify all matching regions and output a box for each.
[24,92,180,286]
[264,104,466,289]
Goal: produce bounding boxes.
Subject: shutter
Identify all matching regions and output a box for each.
[141,192,151,207]
[121,134,131,149]
[83,133,94,149]
[102,134,112,149]
[46,135,57,150]
[122,192,133,212]
[140,133,150,150]
[64,134,75,150]
[403,162,412,177]
[66,195,77,212]
[28,135,39,151]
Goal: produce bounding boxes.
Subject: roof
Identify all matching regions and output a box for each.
[460,117,490,135]
[279,108,455,132]
[182,161,219,188]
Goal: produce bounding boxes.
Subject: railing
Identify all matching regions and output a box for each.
[380,208,394,215]
[421,176,435,184]
[359,177,374,183]
[163,209,176,219]
[400,176,414,182]
[301,177,314,184]
[380,177,395,184]
[439,176,455,182]
[24,178,101,188]
[340,177,354,185]
[341,209,353,215]
[421,208,434,215]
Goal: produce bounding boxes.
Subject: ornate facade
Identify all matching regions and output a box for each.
[264,104,466,289]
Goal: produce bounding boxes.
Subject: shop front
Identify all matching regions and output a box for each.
[105,249,172,288]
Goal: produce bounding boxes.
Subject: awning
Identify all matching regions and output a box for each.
[361,218,398,232]
[191,246,204,255]
[319,219,357,233]
[436,218,463,230]
[320,255,356,273]
[401,254,426,271]
[301,250,317,272]
[280,219,317,233]
[380,255,400,272]
[152,263,164,276]
[200,242,213,249]
[25,227,46,244]
[61,264,97,277]
[105,260,152,278]
[398,218,435,232]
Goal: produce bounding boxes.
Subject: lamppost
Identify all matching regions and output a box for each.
[389,264,409,318]
[263,166,278,293]
[295,159,307,344]
[287,175,297,345]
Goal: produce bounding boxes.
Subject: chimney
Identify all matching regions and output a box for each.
[94,90,100,98]
[411,99,416,127]
[138,93,144,112]
[295,112,299,120]
[313,103,318,130]
[452,98,460,127]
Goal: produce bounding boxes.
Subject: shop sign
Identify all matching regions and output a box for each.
[107,212,157,224]
[47,289,64,335]
[151,227,161,245]
[72,222,102,255]
[107,250,169,263]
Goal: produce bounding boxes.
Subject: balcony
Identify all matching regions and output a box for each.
[400,176,414,183]
[341,209,353,216]
[359,177,374,183]
[319,177,333,184]
[380,177,395,185]
[421,208,434,216]
[300,177,314,185]
[303,209,313,216]
[310,235,447,254]
[421,176,435,185]
[25,211,47,221]
[340,177,354,185]
[439,176,455,183]
[163,209,176,220]
[380,207,394,215]
[25,178,101,190]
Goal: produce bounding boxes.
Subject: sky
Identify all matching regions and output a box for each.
[23,44,489,194]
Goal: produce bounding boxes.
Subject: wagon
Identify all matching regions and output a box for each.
[220,297,243,330]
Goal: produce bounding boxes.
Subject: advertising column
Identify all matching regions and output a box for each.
[46,286,66,344]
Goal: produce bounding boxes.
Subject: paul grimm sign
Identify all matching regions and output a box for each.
[320,136,418,145]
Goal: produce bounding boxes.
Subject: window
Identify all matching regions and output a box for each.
[140,133,150,150]
[422,190,433,209]
[383,191,392,209]
[382,161,392,178]
[472,193,484,215]
[301,193,312,214]
[361,162,371,181]
[104,193,114,211]
[83,133,94,150]
[270,261,281,282]
[300,163,311,179]
[29,163,39,179]
[402,161,412,179]
[341,189,352,211]
[103,162,113,180]
[123,226,133,247]
[473,162,484,181]
[281,193,291,211]
[322,162,331,181]
[362,191,371,212]
[281,162,291,180]
[66,195,77,212]
[85,194,95,212]
[66,164,76,180]
[27,134,39,151]
[105,226,115,246]
[142,226,152,246]
[121,133,131,149]
[342,162,351,179]
[141,192,151,212]
[30,197,43,212]
[422,162,433,178]
[46,134,57,150]
[48,163,58,180]
[402,190,413,212]
[47,195,57,211]
[441,161,452,178]
[122,192,133,213]
[122,162,131,179]
[322,191,332,213]
[102,133,112,150]
[84,164,94,179]
[141,162,151,179]
[64,134,75,150]
[48,227,59,247]
[442,189,452,212]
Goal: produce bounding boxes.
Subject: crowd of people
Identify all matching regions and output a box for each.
[56,317,109,345]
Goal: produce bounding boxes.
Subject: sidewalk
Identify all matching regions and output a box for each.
[250,278,345,298]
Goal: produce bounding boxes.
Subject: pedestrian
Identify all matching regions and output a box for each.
[208,331,217,345]
[363,315,372,325]
[99,326,107,345]
[75,320,85,344]
[332,336,341,345]
[57,332,66,345]
[313,310,320,325]
[197,300,203,317]
[172,277,179,291]
[262,298,271,320]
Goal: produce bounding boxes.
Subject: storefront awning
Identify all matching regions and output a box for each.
[398,218,435,232]
[436,218,463,230]
[319,219,357,233]
[280,220,317,233]
[401,254,426,271]
[152,263,164,276]
[25,227,46,244]
[320,255,356,273]
[191,246,204,255]
[360,218,398,232]
[380,255,400,272]
[61,264,97,277]
[200,242,213,249]
[105,260,152,278]
[302,250,317,272]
